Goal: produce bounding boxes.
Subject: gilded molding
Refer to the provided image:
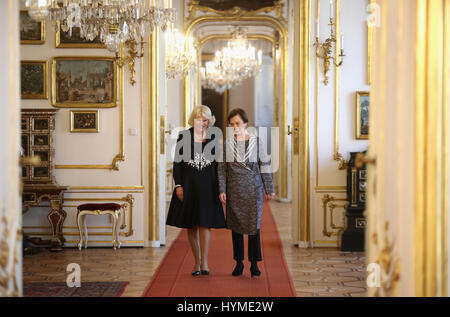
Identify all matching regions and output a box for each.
[117,38,145,86]
[314,0,347,192]
[55,46,125,171]
[148,30,159,242]
[184,14,289,200]
[332,0,348,171]
[371,221,400,297]
[321,194,347,237]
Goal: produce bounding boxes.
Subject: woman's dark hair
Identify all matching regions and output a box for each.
[227,108,249,124]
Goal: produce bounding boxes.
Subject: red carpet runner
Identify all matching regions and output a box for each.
[142,202,296,297]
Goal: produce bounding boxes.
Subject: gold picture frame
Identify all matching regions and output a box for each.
[70,110,99,133]
[20,11,45,45]
[51,56,118,108]
[55,21,106,48]
[356,91,370,140]
[21,60,48,99]
[368,20,373,85]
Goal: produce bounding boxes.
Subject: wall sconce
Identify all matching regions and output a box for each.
[115,38,145,86]
[314,0,345,86]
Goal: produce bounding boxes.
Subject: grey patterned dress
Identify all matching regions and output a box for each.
[218,134,275,235]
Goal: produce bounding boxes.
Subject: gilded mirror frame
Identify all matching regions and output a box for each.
[183,15,289,199]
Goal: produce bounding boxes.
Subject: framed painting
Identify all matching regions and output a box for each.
[55,21,106,48]
[51,56,118,108]
[197,0,278,11]
[70,110,99,133]
[356,91,370,140]
[21,61,48,99]
[187,0,285,22]
[20,11,45,44]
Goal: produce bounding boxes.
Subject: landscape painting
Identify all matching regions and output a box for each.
[56,22,106,48]
[52,57,117,108]
[20,11,45,44]
[21,61,47,99]
[356,91,370,139]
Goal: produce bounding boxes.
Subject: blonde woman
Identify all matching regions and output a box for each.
[166,105,226,276]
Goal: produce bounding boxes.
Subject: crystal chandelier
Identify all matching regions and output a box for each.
[200,27,262,93]
[165,28,197,79]
[24,0,176,52]
[24,0,177,84]
[201,59,240,94]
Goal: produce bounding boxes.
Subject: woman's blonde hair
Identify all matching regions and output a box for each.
[188,105,216,127]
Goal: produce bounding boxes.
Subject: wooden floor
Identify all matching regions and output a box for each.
[23,201,367,297]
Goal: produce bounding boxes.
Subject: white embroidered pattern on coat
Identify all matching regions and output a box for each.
[188,153,212,171]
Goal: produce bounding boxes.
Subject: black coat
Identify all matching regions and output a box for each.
[166,128,226,229]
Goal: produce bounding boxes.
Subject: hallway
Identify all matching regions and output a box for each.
[23,201,366,297]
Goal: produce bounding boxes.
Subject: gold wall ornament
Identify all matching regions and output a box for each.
[314,17,345,86]
[0,205,20,297]
[333,152,348,170]
[370,221,400,297]
[321,194,347,237]
[186,0,287,25]
[116,39,145,86]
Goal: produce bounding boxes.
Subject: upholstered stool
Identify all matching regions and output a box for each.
[77,203,122,250]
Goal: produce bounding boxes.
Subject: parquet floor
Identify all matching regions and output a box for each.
[22,201,367,297]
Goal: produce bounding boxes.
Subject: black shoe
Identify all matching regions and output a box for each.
[232,262,244,276]
[250,263,261,278]
[201,270,210,276]
[191,270,200,276]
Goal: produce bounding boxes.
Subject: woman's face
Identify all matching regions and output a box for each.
[193,115,209,133]
[229,115,247,136]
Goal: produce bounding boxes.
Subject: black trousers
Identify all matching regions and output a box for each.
[232,230,262,262]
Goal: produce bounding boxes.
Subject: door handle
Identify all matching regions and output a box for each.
[355,153,377,168]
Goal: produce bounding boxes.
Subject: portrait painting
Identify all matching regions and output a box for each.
[21,61,47,99]
[20,11,45,44]
[356,91,370,139]
[70,110,99,133]
[52,57,117,108]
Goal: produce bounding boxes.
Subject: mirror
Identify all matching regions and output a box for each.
[200,36,275,134]
[184,15,289,199]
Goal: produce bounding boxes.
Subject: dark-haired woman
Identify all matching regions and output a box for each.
[218,108,275,278]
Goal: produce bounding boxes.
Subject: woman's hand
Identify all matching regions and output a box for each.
[266,193,275,201]
[176,186,184,201]
[219,193,227,204]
